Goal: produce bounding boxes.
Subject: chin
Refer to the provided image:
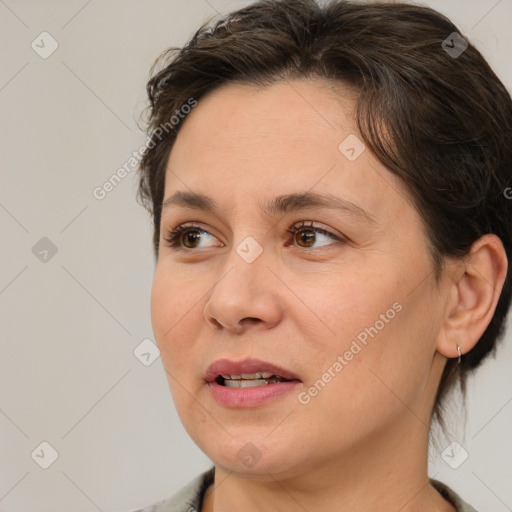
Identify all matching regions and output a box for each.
[198,433,305,479]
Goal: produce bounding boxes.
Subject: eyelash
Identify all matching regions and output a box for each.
[286,221,341,245]
[162,221,344,249]
[163,224,205,248]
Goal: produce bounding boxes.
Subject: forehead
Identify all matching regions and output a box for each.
[165,79,411,220]
[171,79,356,161]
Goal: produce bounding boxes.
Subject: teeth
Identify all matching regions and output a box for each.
[223,379,268,388]
[220,371,279,380]
[241,372,260,379]
[221,375,290,388]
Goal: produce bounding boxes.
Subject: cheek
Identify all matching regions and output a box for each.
[150,267,208,417]
[296,258,435,409]
[150,267,202,366]
[302,264,395,348]
[150,269,173,345]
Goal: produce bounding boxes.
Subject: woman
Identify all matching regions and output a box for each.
[135,1,512,510]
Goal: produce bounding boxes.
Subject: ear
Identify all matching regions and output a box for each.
[436,234,508,359]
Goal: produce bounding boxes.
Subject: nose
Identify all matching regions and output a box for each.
[203,250,283,334]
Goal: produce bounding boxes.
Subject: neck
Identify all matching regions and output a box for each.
[202,419,455,512]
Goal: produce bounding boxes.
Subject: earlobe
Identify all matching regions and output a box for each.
[436,234,508,360]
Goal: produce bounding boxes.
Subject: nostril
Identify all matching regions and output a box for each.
[207,317,223,329]
[242,317,261,323]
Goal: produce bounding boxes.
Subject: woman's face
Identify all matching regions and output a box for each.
[151,79,451,479]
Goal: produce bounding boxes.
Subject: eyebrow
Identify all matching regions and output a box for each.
[161,190,375,222]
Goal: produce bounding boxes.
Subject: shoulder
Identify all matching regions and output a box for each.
[134,466,215,512]
[431,479,479,512]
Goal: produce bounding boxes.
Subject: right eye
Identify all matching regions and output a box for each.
[163,224,222,250]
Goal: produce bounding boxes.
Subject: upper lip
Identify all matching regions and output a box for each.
[205,358,301,383]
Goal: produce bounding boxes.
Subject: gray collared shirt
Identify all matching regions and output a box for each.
[135,467,478,512]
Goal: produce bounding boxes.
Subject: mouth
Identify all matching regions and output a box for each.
[205,358,302,408]
[205,358,301,388]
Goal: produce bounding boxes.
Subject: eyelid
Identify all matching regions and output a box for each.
[163,222,223,249]
[286,221,348,247]
[287,220,345,239]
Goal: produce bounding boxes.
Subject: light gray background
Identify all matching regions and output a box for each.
[1,1,511,511]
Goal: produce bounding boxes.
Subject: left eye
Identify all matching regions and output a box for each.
[287,223,340,248]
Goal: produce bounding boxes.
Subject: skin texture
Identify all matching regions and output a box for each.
[151,79,507,512]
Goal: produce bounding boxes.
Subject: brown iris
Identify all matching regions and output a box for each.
[182,229,202,248]
[295,228,316,248]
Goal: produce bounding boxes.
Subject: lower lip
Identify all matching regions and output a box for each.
[207,380,302,408]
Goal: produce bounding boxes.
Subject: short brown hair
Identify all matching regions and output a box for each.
[138,0,512,423]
